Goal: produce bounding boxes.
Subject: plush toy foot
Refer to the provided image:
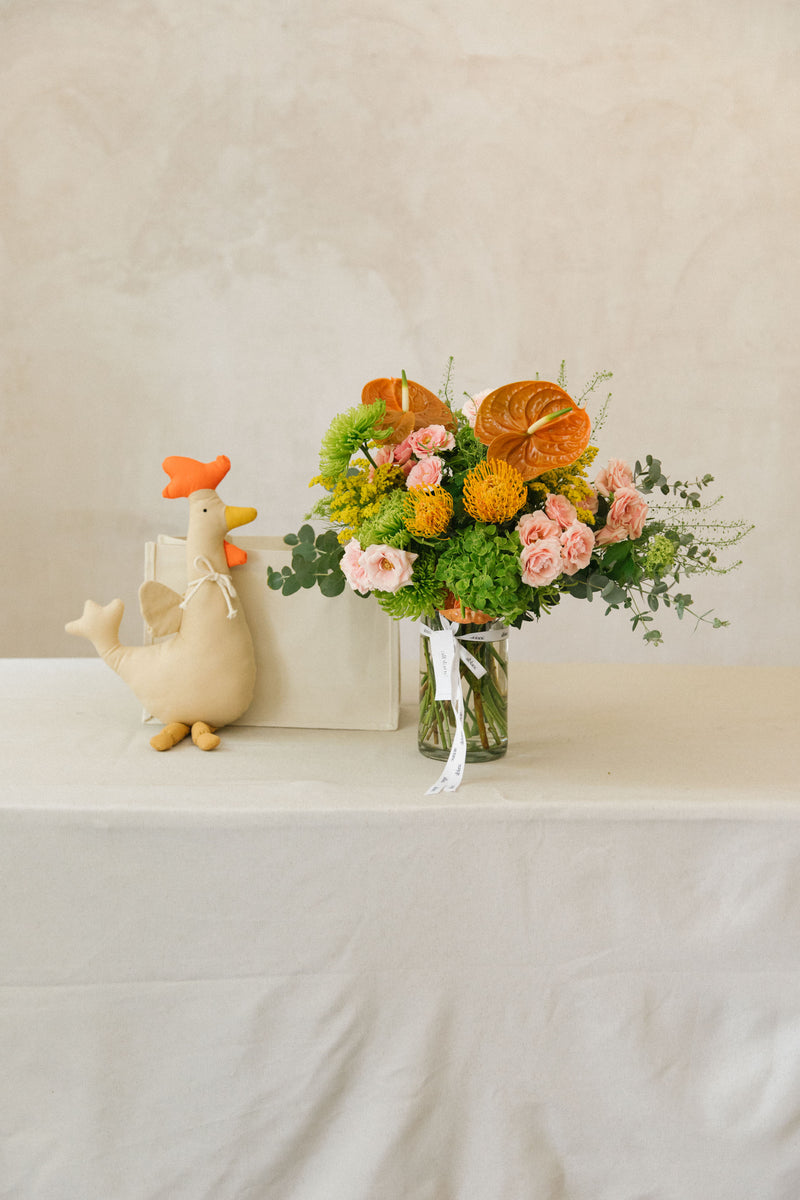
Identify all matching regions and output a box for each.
[150,722,190,751]
[191,721,220,751]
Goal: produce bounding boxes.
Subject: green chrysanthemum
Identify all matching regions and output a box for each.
[318,399,390,478]
[358,489,411,549]
[372,552,448,620]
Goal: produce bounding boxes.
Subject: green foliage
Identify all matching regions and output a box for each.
[447,421,487,523]
[266,525,346,598]
[635,455,715,507]
[439,356,456,407]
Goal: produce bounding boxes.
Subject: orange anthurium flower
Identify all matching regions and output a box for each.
[474,381,592,481]
[362,375,457,445]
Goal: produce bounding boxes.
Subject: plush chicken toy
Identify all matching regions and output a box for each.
[66,455,257,751]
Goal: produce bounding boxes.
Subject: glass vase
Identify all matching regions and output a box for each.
[418,615,508,762]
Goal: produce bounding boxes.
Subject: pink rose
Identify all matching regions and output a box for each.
[560,521,595,575]
[368,445,395,481]
[595,458,634,498]
[517,511,560,545]
[594,523,628,547]
[581,487,599,515]
[544,493,577,529]
[595,486,648,545]
[462,389,492,428]
[341,539,371,594]
[406,456,444,488]
[361,543,418,593]
[393,435,415,466]
[407,425,455,457]
[608,486,648,539]
[520,537,563,587]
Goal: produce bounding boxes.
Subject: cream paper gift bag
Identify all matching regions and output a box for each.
[143,535,399,730]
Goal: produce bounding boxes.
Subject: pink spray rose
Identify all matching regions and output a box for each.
[340,539,371,594]
[560,521,595,575]
[595,486,649,545]
[360,543,418,593]
[406,455,444,489]
[368,445,395,481]
[594,522,628,547]
[517,511,560,545]
[520,537,563,588]
[462,389,491,429]
[595,458,634,498]
[544,493,578,529]
[393,435,416,467]
[407,424,456,457]
[581,486,599,515]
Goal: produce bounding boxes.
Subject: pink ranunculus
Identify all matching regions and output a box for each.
[340,539,371,594]
[462,389,492,429]
[517,511,560,546]
[520,537,563,588]
[595,458,634,498]
[361,543,418,593]
[406,456,444,489]
[606,486,648,540]
[560,521,595,575]
[544,493,578,529]
[407,424,456,458]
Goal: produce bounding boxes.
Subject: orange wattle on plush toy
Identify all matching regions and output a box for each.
[66,455,257,751]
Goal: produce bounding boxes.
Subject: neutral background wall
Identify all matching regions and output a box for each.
[2,0,797,665]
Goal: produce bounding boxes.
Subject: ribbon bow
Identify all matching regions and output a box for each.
[180,555,239,619]
[420,615,508,794]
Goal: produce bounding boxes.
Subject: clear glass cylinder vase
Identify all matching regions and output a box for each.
[418,615,509,762]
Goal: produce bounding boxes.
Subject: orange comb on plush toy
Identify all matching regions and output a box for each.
[66,455,257,751]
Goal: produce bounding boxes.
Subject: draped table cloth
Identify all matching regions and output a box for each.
[1,658,799,1200]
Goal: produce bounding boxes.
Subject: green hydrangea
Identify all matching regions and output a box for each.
[434,525,532,624]
[642,532,677,577]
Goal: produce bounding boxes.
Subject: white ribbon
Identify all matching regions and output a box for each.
[180,555,239,619]
[420,615,508,794]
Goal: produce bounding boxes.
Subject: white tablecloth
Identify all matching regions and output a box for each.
[2,658,799,1200]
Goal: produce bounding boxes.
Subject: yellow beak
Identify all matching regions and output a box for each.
[225,505,257,531]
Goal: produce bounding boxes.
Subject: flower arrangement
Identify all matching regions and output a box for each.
[268,362,750,788]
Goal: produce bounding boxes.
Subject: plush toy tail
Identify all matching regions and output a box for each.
[65,598,125,660]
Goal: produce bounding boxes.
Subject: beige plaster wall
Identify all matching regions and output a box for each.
[1,0,797,664]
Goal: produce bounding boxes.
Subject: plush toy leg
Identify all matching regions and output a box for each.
[150,722,190,751]
[191,721,220,751]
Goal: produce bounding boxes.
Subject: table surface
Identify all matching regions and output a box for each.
[1,657,797,814]
[4,658,800,1200]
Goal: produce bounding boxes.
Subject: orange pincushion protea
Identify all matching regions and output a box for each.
[463,459,527,524]
[403,486,454,538]
[474,381,591,481]
[362,376,457,445]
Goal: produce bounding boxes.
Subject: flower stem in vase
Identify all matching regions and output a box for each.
[417,615,508,763]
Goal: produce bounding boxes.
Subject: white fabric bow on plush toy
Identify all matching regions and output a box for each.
[66,455,257,751]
